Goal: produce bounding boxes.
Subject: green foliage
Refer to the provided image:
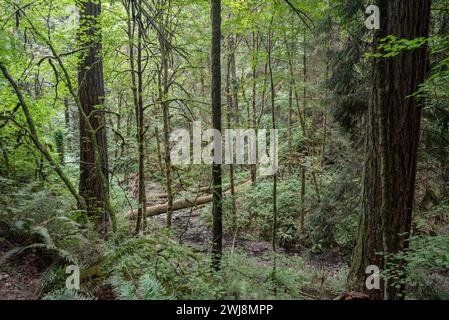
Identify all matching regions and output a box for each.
[101,232,211,299]
[42,289,94,301]
[369,35,429,58]
[221,250,347,300]
[308,171,359,251]
[307,133,361,251]
[0,178,98,270]
[327,0,370,136]
[0,0,448,302]
[383,235,449,300]
[109,273,175,300]
[237,178,300,245]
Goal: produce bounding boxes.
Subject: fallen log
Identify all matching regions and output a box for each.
[129,180,252,218]
[131,194,214,218]
[147,192,168,199]
[147,186,211,199]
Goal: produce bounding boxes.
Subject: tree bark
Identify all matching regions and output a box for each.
[226,34,237,231]
[211,0,223,272]
[126,0,147,234]
[250,31,259,185]
[77,0,111,233]
[349,0,431,300]
[158,2,174,228]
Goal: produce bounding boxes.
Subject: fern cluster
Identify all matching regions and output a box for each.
[109,273,174,300]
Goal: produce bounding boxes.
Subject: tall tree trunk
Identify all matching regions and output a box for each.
[126,0,147,234]
[158,2,174,228]
[284,34,293,173]
[77,0,111,234]
[349,0,431,300]
[211,0,223,271]
[226,35,237,231]
[229,34,239,126]
[297,29,321,203]
[250,31,259,185]
[267,17,278,295]
[283,25,308,226]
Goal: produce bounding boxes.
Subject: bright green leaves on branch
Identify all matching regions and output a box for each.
[368,35,428,58]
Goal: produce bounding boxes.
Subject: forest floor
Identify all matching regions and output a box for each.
[144,179,348,288]
[0,244,44,300]
[144,178,343,258]
[0,211,345,300]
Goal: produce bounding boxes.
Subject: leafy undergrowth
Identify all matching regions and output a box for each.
[1,178,447,300]
[34,223,348,300]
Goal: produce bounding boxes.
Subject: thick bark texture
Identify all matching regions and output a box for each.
[349,0,431,300]
[77,0,110,226]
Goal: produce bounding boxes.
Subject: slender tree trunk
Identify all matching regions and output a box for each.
[226,35,237,231]
[126,0,147,234]
[155,127,164,174]
[64,97,72,153]
[158,3,174,228]
[349,0,431,300]
[299,165,305,232]
[267,17,278,295]
[124,108,132,187]
[321,30,330,168]
[211,0,223,271]
[285,35,293,173]
[302,30,307,133]
[229,34,239,126]
[250,31,259,185]
[268,26,277,253]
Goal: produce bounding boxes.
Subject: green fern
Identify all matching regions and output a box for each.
[0,239,80,266]
[42,289,94,300]
[137,275,175,300]
[109,273,175,300]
